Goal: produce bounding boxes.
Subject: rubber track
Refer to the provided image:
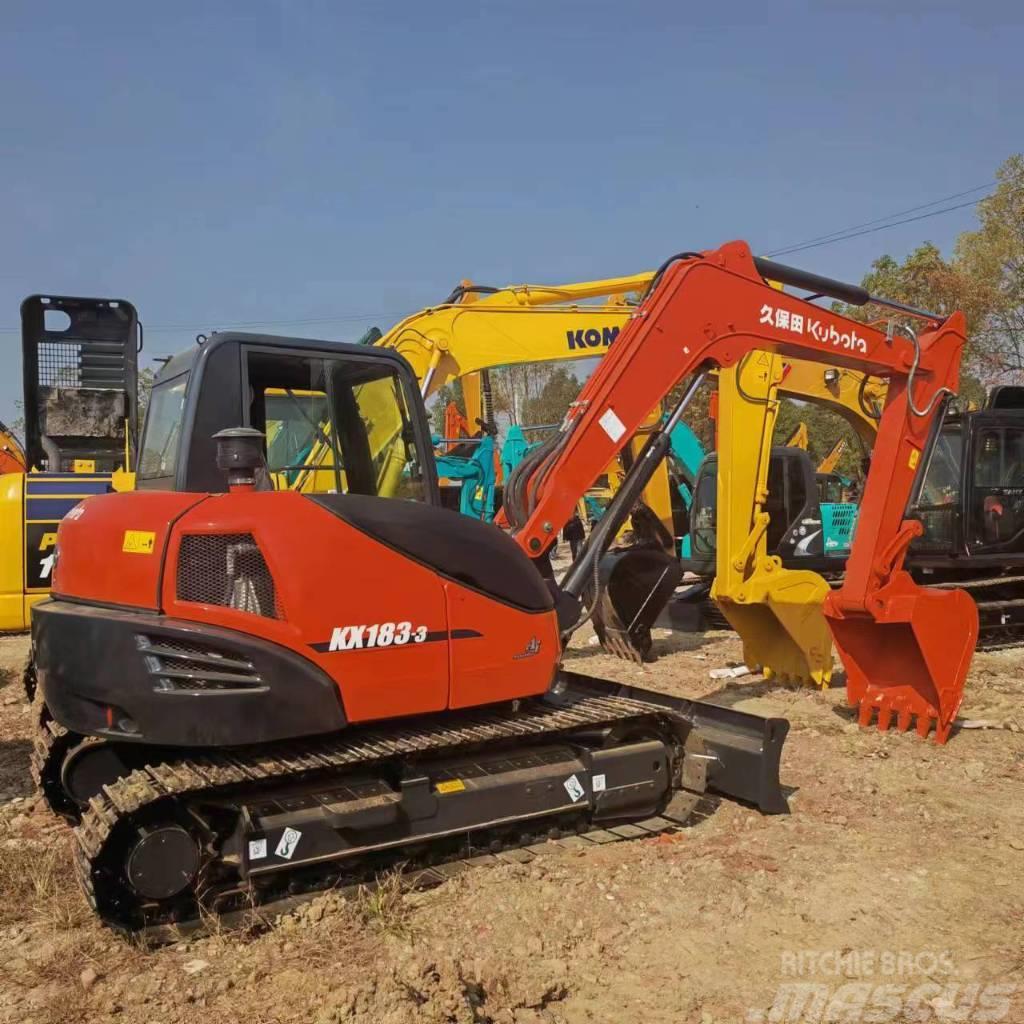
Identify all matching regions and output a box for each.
[172,801,717,941]
[73,690,696,933]
[29,697,85,824]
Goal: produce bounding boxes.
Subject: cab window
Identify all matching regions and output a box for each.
[245,350,427,501]
[137,374,188,485]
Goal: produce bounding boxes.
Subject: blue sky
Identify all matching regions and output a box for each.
[0,0,1021,424]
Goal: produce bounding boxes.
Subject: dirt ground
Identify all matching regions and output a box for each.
[1,622,1023,1024]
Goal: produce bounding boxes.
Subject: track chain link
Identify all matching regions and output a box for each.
[72,691,705,935]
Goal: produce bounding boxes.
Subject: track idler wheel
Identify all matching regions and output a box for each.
[61,740,133,809]
[592,547,682,663]
[126,826,201,901]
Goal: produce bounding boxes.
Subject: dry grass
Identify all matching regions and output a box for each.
[355,869,414,938]
[0,840,149,1023]
[0,838,88,930]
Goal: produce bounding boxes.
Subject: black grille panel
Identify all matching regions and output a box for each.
[176,533,280,619]
[135,634,263,692]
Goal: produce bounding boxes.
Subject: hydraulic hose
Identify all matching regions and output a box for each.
[561,370,708,599]
[900,324,956,419]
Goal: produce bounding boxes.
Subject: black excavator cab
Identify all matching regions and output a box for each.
[904,387,1024,646]
[683,446,855,577]
[910,400,1024,568]
[20,296,140,473]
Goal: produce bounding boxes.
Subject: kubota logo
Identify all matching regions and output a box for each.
[566,326,621,351]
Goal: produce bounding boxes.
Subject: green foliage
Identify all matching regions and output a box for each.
[772,398,864,479]
[837,154,1023,382]
[954,154,1024,375]
[431,378,465,434]
[675,378,716,453]
[138,367,156,422]
[521,366,580,427]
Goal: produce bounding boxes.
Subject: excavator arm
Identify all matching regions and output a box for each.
[508,241,976,743]
[708,355,884,687]
[784,422,809,449]
[818,438,847,475]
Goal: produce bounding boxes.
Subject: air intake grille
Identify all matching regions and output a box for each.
[135,634,263,692]
[176,533,281,618]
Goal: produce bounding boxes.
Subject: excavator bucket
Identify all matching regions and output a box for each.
[592,547,682,662]
[826,572,978,744]
[710,356,837,687]
[713,563,834,687]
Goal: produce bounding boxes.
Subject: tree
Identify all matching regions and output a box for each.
[138,367,156,423]
[521,366,580,426]
[772,399,863,479]
[954,154,1024,376]
[837,154,1023,382]
[431,378,465,434]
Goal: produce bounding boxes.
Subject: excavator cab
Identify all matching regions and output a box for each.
[136,332,436,500]
[0,296,140,631]
[911,407,1024,562]
[684,446,857,577]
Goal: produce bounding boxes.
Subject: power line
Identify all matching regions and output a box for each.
[766,179,1022,260]
[766,195,993,258]
[763,180,999,256]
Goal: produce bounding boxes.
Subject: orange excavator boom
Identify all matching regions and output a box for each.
[508,241,977,743]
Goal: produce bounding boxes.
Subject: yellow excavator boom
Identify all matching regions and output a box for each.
[784,421,809,449]
[817,438,847,475]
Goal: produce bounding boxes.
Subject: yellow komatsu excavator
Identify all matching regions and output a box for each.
[370,272,678,531]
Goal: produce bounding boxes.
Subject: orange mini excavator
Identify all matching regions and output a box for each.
[30,242,975,934]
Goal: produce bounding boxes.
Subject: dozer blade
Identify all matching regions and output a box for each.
[592,547,683,663]
[825,571,978,744]
[713,566,834,687]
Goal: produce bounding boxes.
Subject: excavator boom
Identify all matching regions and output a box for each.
[510,241,976,742]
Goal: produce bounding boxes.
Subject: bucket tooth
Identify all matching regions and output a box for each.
[591,548,682,663]
[827,572,977,745]
[877,704,893,732]
[857,700,874,728]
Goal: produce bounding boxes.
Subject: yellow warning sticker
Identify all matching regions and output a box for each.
[435,779,466,795]
[908,448,920,470]
[122,530,156,554]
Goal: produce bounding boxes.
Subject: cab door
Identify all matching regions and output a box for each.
[965,416,1024,557]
